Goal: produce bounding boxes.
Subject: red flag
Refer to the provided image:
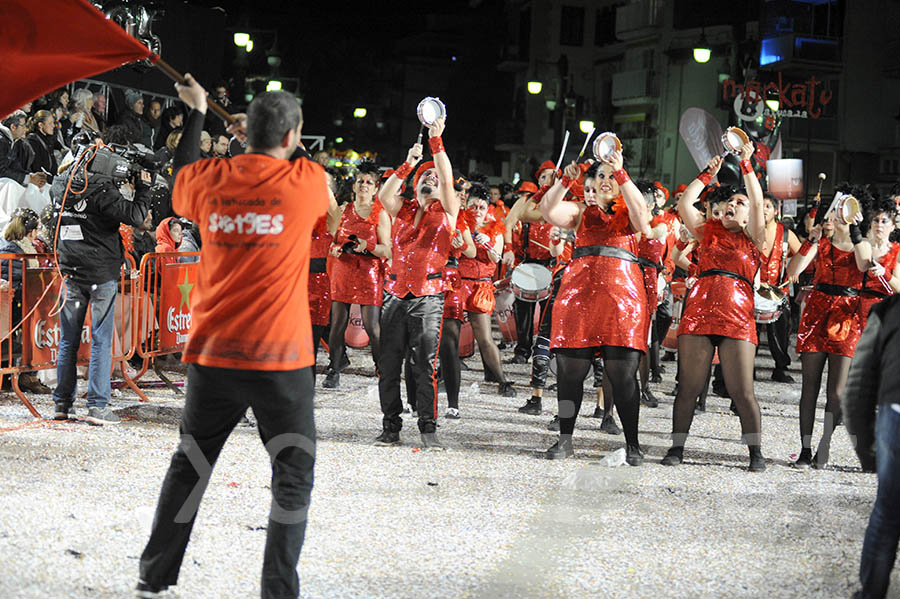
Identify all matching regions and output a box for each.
[0,0,155,118]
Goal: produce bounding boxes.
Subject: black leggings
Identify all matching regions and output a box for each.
[671,335,761,448]
[327,301,381,370]
[440,319,462,409]
[799,352,850,457]
[556,346,641,446]
[312,325,327,363]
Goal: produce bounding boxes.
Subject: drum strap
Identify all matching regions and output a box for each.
[309,257,327,273]
[697,269,754,289]
[815,283,861,297]
[445,257,458,269]
[572,244,649,268]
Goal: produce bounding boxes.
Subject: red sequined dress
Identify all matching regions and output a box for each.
[759,222,787,285]
[551,202,648,352]
[308,215,332,326]
[638,213,675,315]
[860,242,899,327]
[330,201,384,306]
[796,238,865,357]
[442,212,471,321]
[458,215,504,314]
[678,220,761,344]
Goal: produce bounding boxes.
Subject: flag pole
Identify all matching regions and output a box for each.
[152,56,236,125]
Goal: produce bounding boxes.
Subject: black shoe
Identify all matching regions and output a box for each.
[771,369,795,383]
[660,447,684,466]
[541,437,574,460]
[135,580,168,598]
[695,397,706,413]
[625,443,644,466]
[641,387,659,408]
[547,383,558,392]
[374,430,400,446]
[590,406,604,418]
[508,354,529,364]
[713,381,730,398]
[497,341,507,350]
[650,372,663,384]
[498,381,516,398]
[600,414,622,436]
[546,415,560,431]
[667,384,679,397]
[811,450,828,470]
[53,402,74,421]
[517,397,542,415]
[792,448,812,470]
[322,368,340,388]
[749,447,767,472]
[662,352,675,362]
[420,432,446,451]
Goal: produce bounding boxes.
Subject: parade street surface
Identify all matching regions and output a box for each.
[0,341,892,599]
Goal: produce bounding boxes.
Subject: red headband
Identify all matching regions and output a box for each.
[413,161,436,190]
[654,181,669,202]
[534,160,557,182]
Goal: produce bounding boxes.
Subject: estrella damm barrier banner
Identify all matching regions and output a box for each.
[158,260,197,352]
[23,267,93,368]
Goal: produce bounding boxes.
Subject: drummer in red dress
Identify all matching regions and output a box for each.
[857,197,900,321]
[785,184,870,469]
[758,194,802,383]
[374,117,458,450]
[507,161,558,364]
[309,169,342,366]
[323,162,392,388]
[537,153,650,464]
[661,144,768,472]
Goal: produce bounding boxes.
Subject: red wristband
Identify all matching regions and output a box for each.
[503,243,512,253]
[675,239,688,252]
[697,171,713,186]
[560,175,573,188]
[799,240,817,256]
[428,136,445,155]
[740,160,753,175]
[394,162,413,179]
[613,169,630,186]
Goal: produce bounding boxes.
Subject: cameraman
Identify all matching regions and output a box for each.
[52,144,151,425]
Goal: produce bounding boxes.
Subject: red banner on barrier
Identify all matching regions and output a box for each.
[23,269,91,366]
[158,262,196,351]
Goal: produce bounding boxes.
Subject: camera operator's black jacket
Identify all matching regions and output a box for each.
[56,180,150,286]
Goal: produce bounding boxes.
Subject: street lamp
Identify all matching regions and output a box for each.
[353,107,367,118]
[527,81,543,95]
[579,120,594,134]
[266,80,282,92]
[693,32,711,63]
[245,39,254,53]
[233,32,250,47]
[335,137,344,144]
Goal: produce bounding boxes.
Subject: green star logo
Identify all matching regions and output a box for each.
[178,270,194,311]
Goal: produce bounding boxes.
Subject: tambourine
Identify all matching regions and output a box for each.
[833,193,861,225]
[416,97,446,126]
[592,132,621,162]
[721,126,750,155]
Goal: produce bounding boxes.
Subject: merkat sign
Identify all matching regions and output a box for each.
[159,263,197,350]
[722,73,834,118]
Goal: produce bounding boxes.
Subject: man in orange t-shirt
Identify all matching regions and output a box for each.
[137,76,328,599]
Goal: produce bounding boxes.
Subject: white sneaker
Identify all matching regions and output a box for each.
[445,407,460,419]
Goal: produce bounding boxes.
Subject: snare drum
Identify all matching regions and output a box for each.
[510,263,552,302]
[754,283,786,324]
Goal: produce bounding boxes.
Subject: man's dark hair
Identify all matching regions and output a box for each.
[2,110,26,128]
[247,92,302,150]
[103,125,131,145]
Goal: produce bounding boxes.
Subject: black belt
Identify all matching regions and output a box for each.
[309,257,327,273]
[862,289,890,299]
[572,244,643,267]
[697,269,753,289]
[816,283,861,297]
[389,272,442,281]
[445,257,458,269]
[461,276,492,281]
[524,257,553,266]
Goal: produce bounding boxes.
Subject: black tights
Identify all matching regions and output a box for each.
[327,302,381,370]
[440,319,462,409]
[650,312,672,378]
[312,325,327,363]
[556,346,641,447]
[799,352,850,460]
[671,335,761,448]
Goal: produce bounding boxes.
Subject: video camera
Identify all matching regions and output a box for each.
[68,143,165,187]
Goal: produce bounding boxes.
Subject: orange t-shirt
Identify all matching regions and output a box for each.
[173,154,329,371]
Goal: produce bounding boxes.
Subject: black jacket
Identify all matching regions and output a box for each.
[0,128,31,184]
[25,131,59,182]
[56,179,150,285]
[843,294,900,472]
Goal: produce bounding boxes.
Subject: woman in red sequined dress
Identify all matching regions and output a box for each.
[323,164,392,388]
[662,145,768,472]
[857,198,900,323]
[786,188,885,468]
[309,169,341,363]
[536,152,651,465]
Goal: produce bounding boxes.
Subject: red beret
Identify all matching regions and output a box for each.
[413,161,436,190]
[674,184,688,195]
[517,181,539,195]
[654,181,669,202]
[534,160,557,182]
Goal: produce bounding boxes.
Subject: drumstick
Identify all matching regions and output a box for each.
[577,127,595,160]
[416,124,425,145]
[528,240,553,252]
[555,131,570,171]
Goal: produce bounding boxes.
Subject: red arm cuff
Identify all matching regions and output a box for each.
[428,136,445,155]
[740,160,754,175]
[560,175,573,188]
[675,239,688,252]
[799,240,817,256]
[697,171,713,186]
[394,162,413,180]
[613,169,630,186]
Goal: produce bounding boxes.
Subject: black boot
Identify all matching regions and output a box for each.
[748,446,766,472]
[546,415,560,431]
[793,448,812,470]
[541,436,574,460]
[641,386,659,408]
[660,446,684,466]
[420,432,446,452]
[498,381,516,398]
[590,406,604,418]
[517,396,542,415]
[600,412,622,435]
[625,443,644,466]
[322,368,340,388]
[374,429,400,446]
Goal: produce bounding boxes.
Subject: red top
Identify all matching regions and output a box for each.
[678,220,761,344]
[524,220,554,261]
[385,198,453,297]
[459,216,504,280]
[173,154,328,370]
[759,223,786,285]
[310,215,331,259]
[334,201,380,249]
[863,242,900,296]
